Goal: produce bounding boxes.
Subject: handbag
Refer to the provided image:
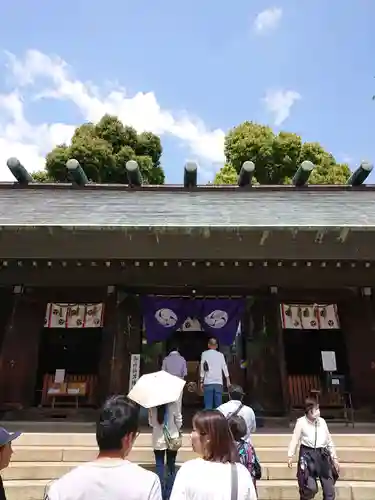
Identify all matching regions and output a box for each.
[163,414,182,451]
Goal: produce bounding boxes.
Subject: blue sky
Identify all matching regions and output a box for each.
[0,0,373,183]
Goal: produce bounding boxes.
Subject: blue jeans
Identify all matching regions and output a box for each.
[154,449,177,500]
[203,384,223,409]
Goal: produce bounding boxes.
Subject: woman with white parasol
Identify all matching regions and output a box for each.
[128,371,185,500]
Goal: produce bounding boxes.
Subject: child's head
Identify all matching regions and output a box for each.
[228,415,247,442]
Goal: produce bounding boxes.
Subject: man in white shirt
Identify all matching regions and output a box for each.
[200,338,230,409]
[45,395,162,500]
[218,385,256,443]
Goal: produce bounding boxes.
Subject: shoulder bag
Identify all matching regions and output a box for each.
[231,463,238,500]
[163,414,182,451]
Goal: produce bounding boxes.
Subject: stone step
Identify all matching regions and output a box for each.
[4,479,375,500]
[5,461,375,482]
[12,432,375,449]
[11,445,375,464]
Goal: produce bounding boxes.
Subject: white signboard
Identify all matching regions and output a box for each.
[321,351,337,372]
[54,369,65,384]
[129,354,141,392]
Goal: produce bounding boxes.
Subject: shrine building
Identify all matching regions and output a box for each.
[0,157,374,422]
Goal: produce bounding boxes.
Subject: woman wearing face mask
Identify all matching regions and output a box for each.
[287,398,339,500]
[170,410,256,500]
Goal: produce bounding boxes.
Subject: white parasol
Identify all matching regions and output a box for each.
[128,370,186,409]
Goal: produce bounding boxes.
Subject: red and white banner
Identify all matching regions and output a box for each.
[45,303,104,329]
[317,304,340,330]
[280,303,340,330]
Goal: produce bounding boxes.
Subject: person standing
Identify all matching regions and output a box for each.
[218,385,256,444]
[0,427,22,500]
[169,410,256,500]
[149,402,183,500]
[287,398,339,500]
[162,343,187,412]
[199,338,231,410]
[45,395,162,500]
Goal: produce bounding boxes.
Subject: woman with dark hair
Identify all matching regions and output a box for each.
[288,398,339,500]
[149,401,182,500]
[170,410,256,500]
[228,414,260,490]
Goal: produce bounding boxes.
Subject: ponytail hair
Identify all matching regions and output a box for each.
[156,404,167,425]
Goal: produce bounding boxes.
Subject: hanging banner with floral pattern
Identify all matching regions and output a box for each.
[44,303,105,328]
[280,303,340,330]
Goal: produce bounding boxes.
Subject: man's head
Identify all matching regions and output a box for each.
[96,395,140,457]
[208,338,218,350]
[229,384,245,402]
[168,342,179,354]
[0,428,21,470]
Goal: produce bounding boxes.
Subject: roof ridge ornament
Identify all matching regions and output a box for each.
[347,161,373,186]
[292,160,315,187]
[66,159,89,186]
[7,157,33,185]
[184,161,198,188]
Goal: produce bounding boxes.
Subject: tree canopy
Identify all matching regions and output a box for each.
[214,121,350,185]
[33,115,165,184]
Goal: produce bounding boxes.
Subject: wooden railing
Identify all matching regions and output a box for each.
[288,374,342,408]
[41,373,98,407]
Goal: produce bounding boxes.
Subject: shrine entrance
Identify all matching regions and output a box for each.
[139,296,246,416]
[281,303,350,412]
[35,302,105,409]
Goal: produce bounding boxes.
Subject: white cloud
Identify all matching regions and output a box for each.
[263,89,301,126]
[254,7,283,34]
[0,49,226,181]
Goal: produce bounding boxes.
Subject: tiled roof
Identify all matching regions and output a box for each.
[0,185,375,228]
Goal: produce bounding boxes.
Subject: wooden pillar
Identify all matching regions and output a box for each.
[101,294,142,397]
[268,293,289,414]
[97,291,117,405]
[0,290,47,409]
[340,293,375,409]
[245,295,285,413]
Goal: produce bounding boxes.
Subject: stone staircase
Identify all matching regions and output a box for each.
[3,431,375,499]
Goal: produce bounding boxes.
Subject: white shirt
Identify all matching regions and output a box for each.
[288,416,337,459]
[170,458,257,500]
[200,349,229,386]
[46,458,162,500]
[218,400,256,444]
[149,401,183,450]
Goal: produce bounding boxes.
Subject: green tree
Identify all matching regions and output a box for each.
[32,170,53,182]
[215,121,350,185]
[42,115,165,184]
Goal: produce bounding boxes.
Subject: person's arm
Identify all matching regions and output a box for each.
[221,354,231,387]
[169,465,186,500]
[199,354,205,380]
[181,359,187,379]
[287,419,302,460]
[248,407,256,434]
[174,410,183,431]
[148,475,163,500]
[148,409,154,427]
[246,468,258,500]
[44,482,58,500]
